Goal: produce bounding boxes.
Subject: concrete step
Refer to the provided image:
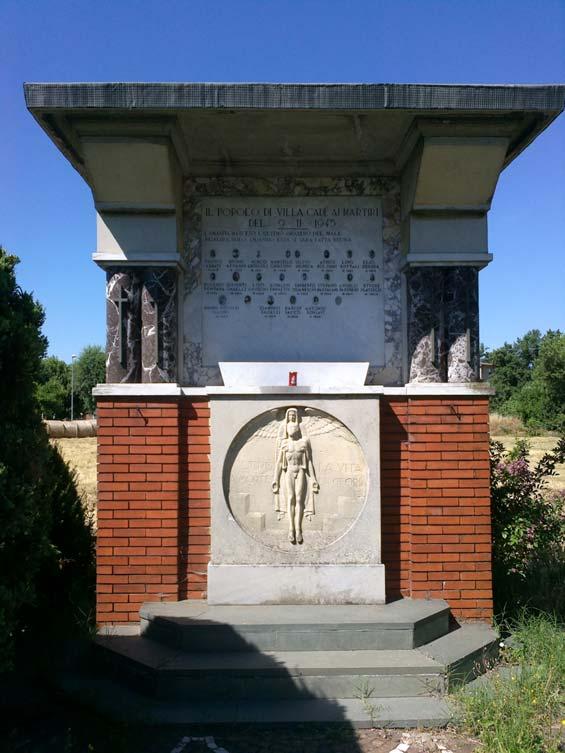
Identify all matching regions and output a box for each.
[59,668,453,727]
[94,635,446,699]
[420,622,499,687]
[138,598,451,652]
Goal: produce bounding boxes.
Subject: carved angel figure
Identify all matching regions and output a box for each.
[253,407,355,545]
[270,407,319,545]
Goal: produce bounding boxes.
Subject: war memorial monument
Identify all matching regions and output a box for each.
[25,82,565,724]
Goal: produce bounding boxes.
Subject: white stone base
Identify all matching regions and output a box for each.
[207,564,386,605]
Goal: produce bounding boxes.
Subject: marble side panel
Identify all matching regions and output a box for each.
[407,266,480,383]
[446,267,479,382]
[105,268,142,383]
[183,178,402,387]
[142,268,178,383]
[406,267,443,383]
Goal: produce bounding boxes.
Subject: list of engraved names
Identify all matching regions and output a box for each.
[201,197,384,365]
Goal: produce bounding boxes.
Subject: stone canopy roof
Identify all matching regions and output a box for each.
[24,82,565,180]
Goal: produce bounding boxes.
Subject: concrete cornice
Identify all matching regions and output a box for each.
[24,82,565,112]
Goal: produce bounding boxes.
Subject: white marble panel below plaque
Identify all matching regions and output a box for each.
[219,362,369,387]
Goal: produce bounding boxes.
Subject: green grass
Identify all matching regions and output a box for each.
[457,611,564,753]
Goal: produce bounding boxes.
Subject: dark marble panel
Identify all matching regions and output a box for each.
[445,267,479,383]
[406,266,480,384]
[105,269,142,383]
[142,268,178,383]
[406,267,443,383]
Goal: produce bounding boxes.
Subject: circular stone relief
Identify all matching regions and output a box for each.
[223,406,368,552]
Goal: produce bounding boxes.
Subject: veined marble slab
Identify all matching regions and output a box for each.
[219,362,369,387]
[208,564,386,605]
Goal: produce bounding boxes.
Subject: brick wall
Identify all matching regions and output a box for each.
[380,396,493,620]
[96,395,491,624]
[96,398,211,624]
[179,400,211,600]
[380,398,411,598]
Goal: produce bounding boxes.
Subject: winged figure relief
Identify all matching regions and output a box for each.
[250,407,354,545]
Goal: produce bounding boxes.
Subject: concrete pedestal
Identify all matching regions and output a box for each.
[209,394,383,605]
[207,564,386,605]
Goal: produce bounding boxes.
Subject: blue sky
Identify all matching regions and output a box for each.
[2,0,564,362]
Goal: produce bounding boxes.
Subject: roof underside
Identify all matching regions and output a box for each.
[24,82,565,180]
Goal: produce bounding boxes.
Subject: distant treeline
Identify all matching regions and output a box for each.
[484,329,565,432]
[35,346,105,419]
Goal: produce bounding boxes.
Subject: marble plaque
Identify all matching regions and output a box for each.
[201,197,384,365]
[224,406,368,552]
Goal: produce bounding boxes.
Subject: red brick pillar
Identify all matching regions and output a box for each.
[380,398,411,599]
[406,397,493,620]
[180,399,211,600]
[96,399,181,625]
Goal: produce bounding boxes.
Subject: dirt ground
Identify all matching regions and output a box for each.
[2,684,479,753]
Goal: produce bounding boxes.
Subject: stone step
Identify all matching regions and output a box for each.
[58,669,453,727]
[420,622,499,687]
[94,635,446,699]
[138,598,450,652]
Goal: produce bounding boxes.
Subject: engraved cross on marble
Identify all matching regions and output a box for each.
[117,287,130,368]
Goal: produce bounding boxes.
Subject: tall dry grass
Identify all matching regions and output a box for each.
[52,438,97,522]
[489,413,529,436]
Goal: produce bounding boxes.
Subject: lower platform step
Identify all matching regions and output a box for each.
[94,636,446,699]
[59,669,453,727]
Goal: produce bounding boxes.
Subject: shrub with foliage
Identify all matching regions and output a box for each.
[491,437,565,617]
[0,248,95,670]
[23,445,95,650]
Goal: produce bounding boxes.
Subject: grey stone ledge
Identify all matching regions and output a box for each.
[93,383,184,397]
[93,383,494,397]
[402,252,494,269]
[92,252,187,271]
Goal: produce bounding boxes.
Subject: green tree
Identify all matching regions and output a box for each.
[75,345,105,415]
[0,247,94,669]
[488,329,564,430]
[489,329,542,411]
[35,355,71,419]
[533,331,565,430]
